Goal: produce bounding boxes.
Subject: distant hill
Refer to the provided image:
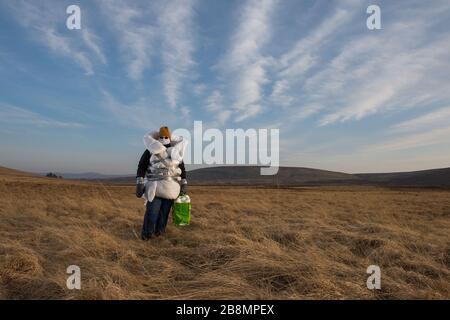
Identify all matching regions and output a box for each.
[0,166,37,177]
[3,165,449,187]
[357,167,450,187]
[99,166,450,187]
[186,166,361,186]
[46,172,130,180]
[95,166,360,186]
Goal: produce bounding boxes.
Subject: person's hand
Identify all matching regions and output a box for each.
[136,177,145,198]
[180,179,188,195]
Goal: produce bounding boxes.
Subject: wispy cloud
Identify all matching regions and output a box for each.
[245,1,450,132]
[0,102,85,128]
[303,6,450,126]
[364,126,450,152]
[203,90,231,126]
[391,107,450,133]
[158,0,197,110]
[203,89,232,127]
[100,90,182,130]
[100,0,156,80]
[270,8,354,107]
[8,0,105,75]
[218,0,278,122]
[317,35,450,126]
[205,90,223,113]
[81,29,107,65]
[42,28,94,75]
[100,0,196,110]
[2,0,450,173]
[364,104,450,153]
[101,90,156,130]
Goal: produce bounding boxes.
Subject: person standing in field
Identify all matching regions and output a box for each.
[135,126,188,240]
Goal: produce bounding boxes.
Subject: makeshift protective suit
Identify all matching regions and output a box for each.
[141,132,188,203]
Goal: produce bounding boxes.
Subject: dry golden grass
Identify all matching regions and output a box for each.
[0,168,449,299]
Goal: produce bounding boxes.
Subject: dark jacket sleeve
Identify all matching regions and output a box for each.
[136,150,150,178]
[179,161,187,180]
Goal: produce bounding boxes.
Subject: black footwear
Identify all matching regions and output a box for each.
[155,231,165,237]
[141,234,150,241]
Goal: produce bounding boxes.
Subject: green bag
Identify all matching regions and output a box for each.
[172,194,191,226]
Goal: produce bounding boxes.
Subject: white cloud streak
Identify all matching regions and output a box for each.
[301,6,450,126]
[101,0,196,111]
[317,35,450,126]
[158,0,197,110]
[205,90,223,113]
[100,0,155,80]
[42,28,94,75]
[269,8,354,108]
[0,102,85,128]
[364,126,450,152]
[219,0,278,122]
[100,90,183,130]
[8,0,105,75]
[392,107,450,133]
[203,90,232,126]
[81,29,107,65]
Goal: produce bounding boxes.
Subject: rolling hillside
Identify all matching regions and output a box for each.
[357,167,450,187]
[0,166,38,177]
[0,166,449,299]
[186,166,361,185]
[96,166,450,187]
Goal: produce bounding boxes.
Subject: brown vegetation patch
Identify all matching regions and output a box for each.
[0,173,449,299]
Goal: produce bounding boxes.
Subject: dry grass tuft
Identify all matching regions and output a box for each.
[0,170,449,299]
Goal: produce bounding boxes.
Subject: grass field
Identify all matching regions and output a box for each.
[0,167,449,299]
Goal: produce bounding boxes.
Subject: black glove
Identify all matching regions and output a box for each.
[180,179,188,195]
[136,177,145,198]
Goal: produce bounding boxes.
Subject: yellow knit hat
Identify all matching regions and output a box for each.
[159,126,171,139]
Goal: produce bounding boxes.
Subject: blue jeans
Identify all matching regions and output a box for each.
[141,197,174,238]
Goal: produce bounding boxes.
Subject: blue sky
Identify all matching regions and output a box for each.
[0,0,449,174]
